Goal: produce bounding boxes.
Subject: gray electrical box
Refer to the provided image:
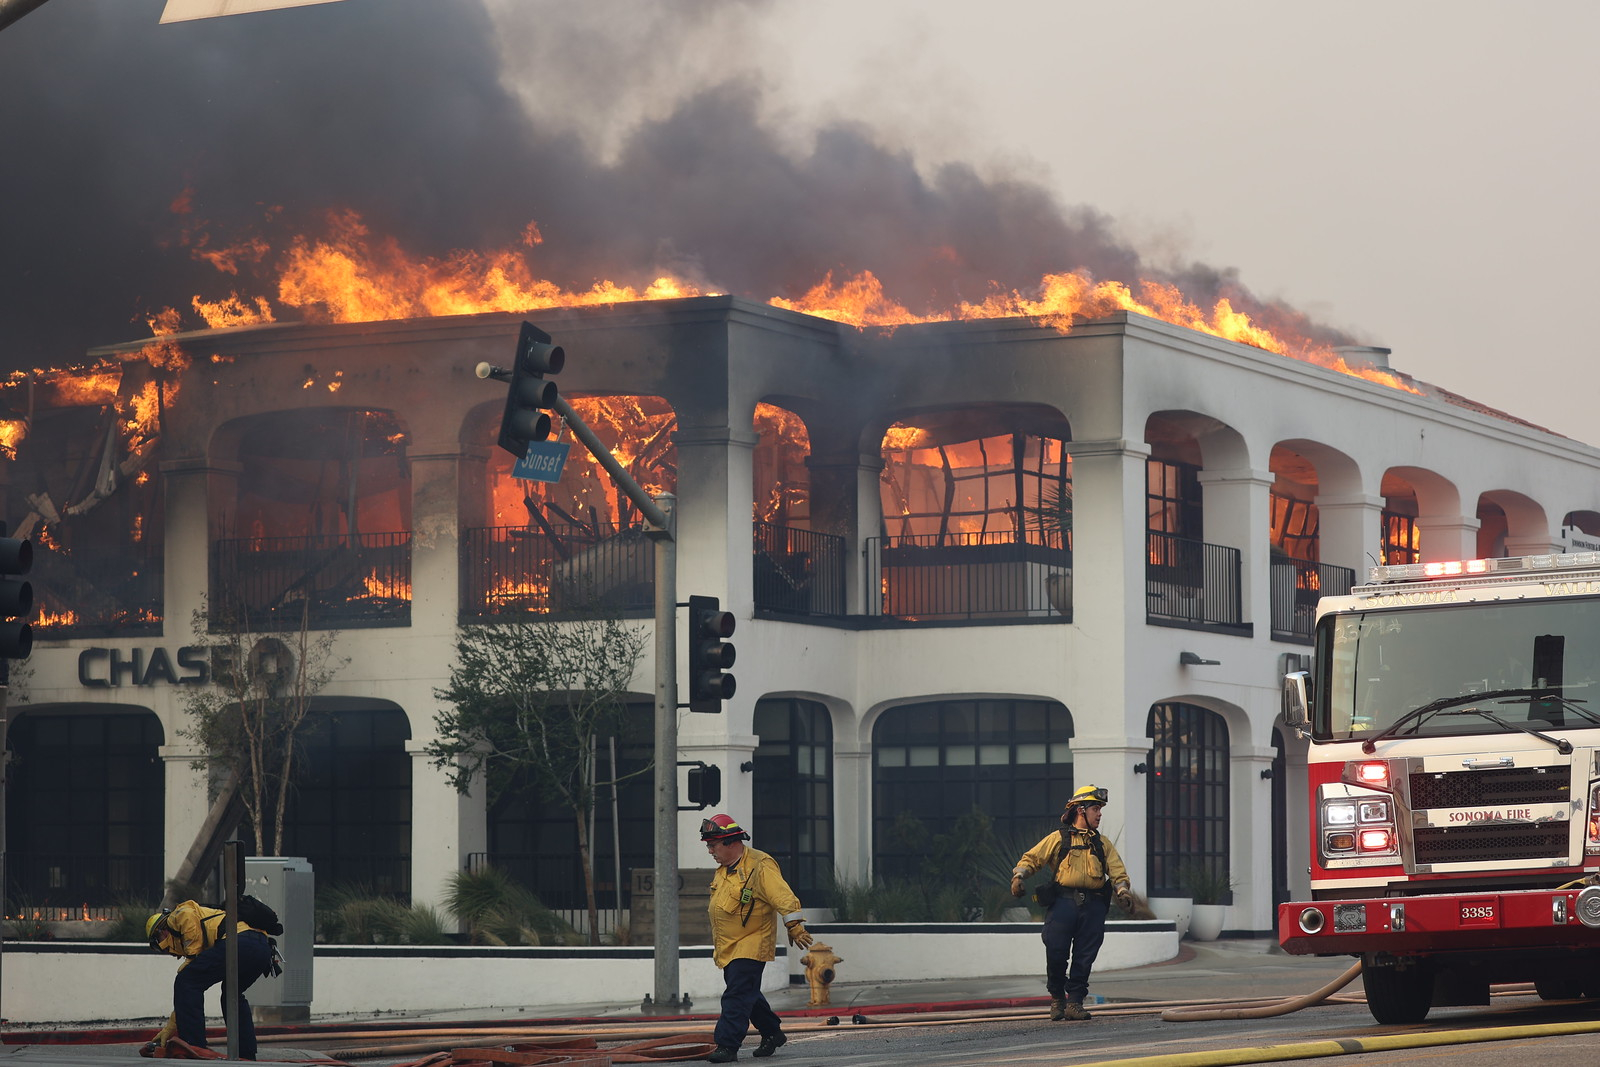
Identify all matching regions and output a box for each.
[244,857,314,1022]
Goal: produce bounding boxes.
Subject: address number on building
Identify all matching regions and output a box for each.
[1459,900,1497,926]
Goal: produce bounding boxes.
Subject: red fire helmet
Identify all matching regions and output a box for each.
[700,813,749,842]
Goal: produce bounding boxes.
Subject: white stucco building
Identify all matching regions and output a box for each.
[8,295,1600,939]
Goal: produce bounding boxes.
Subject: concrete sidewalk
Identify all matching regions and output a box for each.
[1,938,1361,1063]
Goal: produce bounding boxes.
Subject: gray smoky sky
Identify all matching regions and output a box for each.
[0,0,1348,372]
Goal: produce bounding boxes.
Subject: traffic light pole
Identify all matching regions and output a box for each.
[648,503,678,1009]
[548,395,682,1009]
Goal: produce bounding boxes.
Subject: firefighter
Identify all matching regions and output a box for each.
[1010,784,1134,1021]
[143,899,280,1059]
[702,813,813,1063]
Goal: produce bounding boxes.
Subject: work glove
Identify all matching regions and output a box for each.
[1114,887,1133,911]
[786,919,814,950]
[1010,875,1026,899]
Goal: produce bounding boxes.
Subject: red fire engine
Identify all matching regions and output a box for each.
[1279,551,1600,1024]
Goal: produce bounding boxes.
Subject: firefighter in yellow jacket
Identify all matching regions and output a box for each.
[702,813,812,1063]
[1010,785,1133,1021]
[144,899,279,1058]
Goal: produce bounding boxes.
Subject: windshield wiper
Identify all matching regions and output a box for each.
[1451,708,1572,754]
[1359,687,1586,754]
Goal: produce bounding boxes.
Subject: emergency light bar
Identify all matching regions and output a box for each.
[1370,550,1600,584]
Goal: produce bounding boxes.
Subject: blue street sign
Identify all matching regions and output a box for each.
[513,440,570,483]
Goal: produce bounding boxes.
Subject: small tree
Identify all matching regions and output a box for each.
[180,598,348,857]
[428,613,648,944]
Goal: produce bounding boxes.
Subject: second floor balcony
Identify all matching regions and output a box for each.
[211,531,412,631]
[1146,531,1248,635]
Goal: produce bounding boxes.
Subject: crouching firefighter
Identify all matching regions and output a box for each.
[143,897,284,1058]
[1010,785,1134,1021]
[702,813,813,1063]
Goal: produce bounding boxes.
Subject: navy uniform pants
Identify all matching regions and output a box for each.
[714,957,784,1050]
[175,930,274,1059]
[1041,890,1109,1002]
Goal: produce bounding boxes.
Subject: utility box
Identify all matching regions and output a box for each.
[244,857,314,1022]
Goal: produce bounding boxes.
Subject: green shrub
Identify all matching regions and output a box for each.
[444,865,579,946]
[314,883,453,945]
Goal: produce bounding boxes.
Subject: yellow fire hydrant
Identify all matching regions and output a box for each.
[801,942,843,1006]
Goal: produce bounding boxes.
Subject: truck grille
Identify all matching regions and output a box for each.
[1413,823,1569,864]
[1408,765,1570,808]
[1407,766,1573,866]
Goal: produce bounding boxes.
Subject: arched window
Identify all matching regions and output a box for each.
[4,706,164,909]
[752,698,833,898]
[281,703,411,896]
[485,702,654,914]
[872,699,1073,880]
[1146,701,1230,899]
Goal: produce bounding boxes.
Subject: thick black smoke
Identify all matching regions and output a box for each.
[0,0,1346,372]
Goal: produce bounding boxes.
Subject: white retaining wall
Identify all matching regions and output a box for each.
[0,921,1176,1024]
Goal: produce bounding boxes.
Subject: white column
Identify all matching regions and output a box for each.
[160,744,210,884]
[1504,532,1564,557]
[834,745,873,886]
[405,741,484,918]
[1232,744,1278,934]
[1067,735,1152,890]
[1316,492,1385,578]
[1197,467,1275,631]
[1417,513,1480,563]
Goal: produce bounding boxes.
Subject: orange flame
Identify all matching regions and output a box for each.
[172,206,1413,395]
[271,209,709,323]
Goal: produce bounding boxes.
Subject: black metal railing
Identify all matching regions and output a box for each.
[460,523,655,621]
[753,521,846,618]
[4,851,165,910]
[1269,554,1355,643]
[866,531,1071,622]
[211,531,411,630]
[1146,532,1244,630]
[31,539,163,639]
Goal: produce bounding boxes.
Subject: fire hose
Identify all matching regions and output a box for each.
[139,969,1558,1065]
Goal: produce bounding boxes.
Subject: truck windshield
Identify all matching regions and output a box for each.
[1320,596,1600,741]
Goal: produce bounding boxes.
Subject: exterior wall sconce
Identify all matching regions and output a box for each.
[740,761,754,773]
[1133,762,1148,774]
[1260,768,1274,780]
[1179,651,1221,666]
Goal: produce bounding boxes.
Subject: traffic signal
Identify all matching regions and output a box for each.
[496,320,565,459]
[687,594,736,713]
[686,764,721,808]
[0,524,33,663]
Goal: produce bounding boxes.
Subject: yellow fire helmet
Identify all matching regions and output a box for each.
[146,910,169,946]
[1069,784,1109,807]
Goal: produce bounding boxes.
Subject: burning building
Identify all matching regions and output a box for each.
[7,294,1600,944]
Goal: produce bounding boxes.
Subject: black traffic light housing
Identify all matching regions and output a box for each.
[687,594,736,713]
[0,524,33,664]
[683,762,721,809]
[496,320,565,459]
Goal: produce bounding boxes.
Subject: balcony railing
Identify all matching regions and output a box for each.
[32,539,163,639]
[1269,554,1355,643]
[460,523,655,621]
[1146,532,1245,632]
[866,531,1071,622]
[4,851,165,909]
[753,521,846,618]
[211,531,412,631]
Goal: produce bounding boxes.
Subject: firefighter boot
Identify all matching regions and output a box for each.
[707,1047,739,1063]
[752,1031,787,1058]
[1049,997,1067,1021]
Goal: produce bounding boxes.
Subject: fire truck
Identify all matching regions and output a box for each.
[1278,551,1600,1024]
